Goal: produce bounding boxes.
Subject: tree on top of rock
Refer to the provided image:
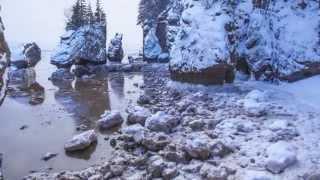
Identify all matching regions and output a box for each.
[87,2,94,25]
[95,0,106,25]
[66,0,106,30]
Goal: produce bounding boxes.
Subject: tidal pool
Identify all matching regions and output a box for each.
[0,52,144,179]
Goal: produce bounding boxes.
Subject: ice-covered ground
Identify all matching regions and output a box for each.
[25,64,320,179]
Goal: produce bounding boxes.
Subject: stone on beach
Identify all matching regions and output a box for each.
[127,106,152,125]
[98,111,124,129]
[265,141,297,174]
[64,130,97,152]
[11,42,41,69]
[145,111,180,134]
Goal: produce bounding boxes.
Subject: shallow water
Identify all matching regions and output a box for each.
[0,52,144,179]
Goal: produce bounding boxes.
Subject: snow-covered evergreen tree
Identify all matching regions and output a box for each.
[95,0,106,25]
[66,0,106,30]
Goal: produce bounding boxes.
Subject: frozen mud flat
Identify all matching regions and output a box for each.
[25,64,320,180]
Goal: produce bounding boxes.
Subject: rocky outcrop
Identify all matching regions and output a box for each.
[169,0,235,84]
[11,42,41,69]
[51,24,107,68]
[151,0,320,84]
[0,14,10,105]
[107,33,124,62]
[236,0,320,82]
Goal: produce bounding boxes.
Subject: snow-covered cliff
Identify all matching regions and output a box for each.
[145,0,320,84]
[0,14,10,105]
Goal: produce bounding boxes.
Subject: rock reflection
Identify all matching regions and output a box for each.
[108,72,125,98]
[7,68,45,105]
[53,77,110,129]
[65,142,98,160]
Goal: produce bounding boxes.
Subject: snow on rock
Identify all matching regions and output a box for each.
[183,133,212,160]
[242,170,273,180]
[107,33,124,62]
[166,0,320,84]
[240,90,268,117]
[237,0,320,82]
[64,130,97,152]
[121,124,146,143]
[145,111,180,134]
[265,141,297,174]
[11,42,41,69]
[127,106,152,125]
[169,0,235,84]
[143,28,162,61]
[51,24,107,68]
[0,14,9,70]
[98,111,124,129]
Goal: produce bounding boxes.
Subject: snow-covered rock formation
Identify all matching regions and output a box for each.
[0,13,10,105]
[51,24,107,68]
[11,42,41,69]
[144,0,320,84]
[107,33,124,62]
[0,15,10,71]
[236,0,320,82]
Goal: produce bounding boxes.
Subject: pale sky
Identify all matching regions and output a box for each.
[0,0,142,53]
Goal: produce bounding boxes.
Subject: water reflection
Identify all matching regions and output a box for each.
[65,142,98,160]
[108,72,125,98]
[53,77,110,129]
[7,68,45,105]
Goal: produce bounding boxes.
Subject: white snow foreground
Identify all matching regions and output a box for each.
[51,24,106,68]
[168,75,320,179]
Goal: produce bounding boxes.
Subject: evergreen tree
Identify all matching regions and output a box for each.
[66,0,81,30]
[79,0,88,25]
[87,3,94,25]
[95,0,106,24]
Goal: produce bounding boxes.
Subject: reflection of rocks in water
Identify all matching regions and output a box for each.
[53,77,110,129]
[108,73,124,98]
[7,68,45,105]
[65,141,97,160]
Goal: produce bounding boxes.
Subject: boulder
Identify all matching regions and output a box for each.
[107,33,124,62]
[183,133,212,160]
[98,111,124,129]
[121,124,146,143]
[142,132,171,151]
[51,25,107,68]
[145,111,180,133]
[11,42,41,69]
[49,68,75,82]
[127,106,152,125]
[64,130,97,152]
[265,142,297,174]
[200,163,233,180]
